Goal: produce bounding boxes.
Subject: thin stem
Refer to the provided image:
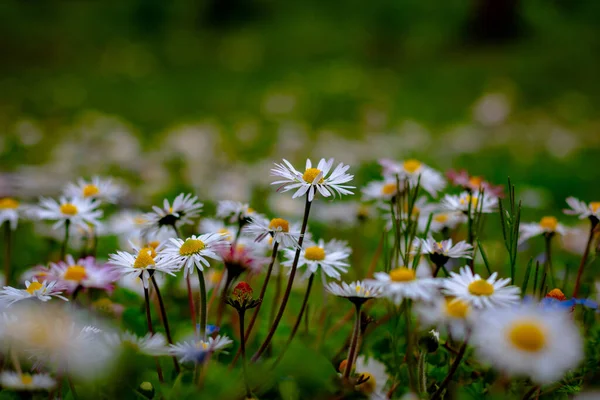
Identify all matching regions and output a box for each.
[186,274,197,331]
[522,385,540,400]
[342,303,362,379]
[3,222,11,286]
[251,198,312,362]
[143,285,164,383]
[60,220,71,260]
[216,274,233,327]
[197,269,208,340]
[572,220,597,298]
[430,340,468,400]
[67,377,79,400]
[544,234,556,288]
[417,352,427,395]
[151,274,181,374]
[238,310,252,398]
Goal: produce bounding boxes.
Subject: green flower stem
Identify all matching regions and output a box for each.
[3,222,11,286]
[143,284,164,383]
[197,269,208,340]
[417,351,427,395]
[430,339,468,400]
[343,303,362,380]
[151,274,181,374]
[572,219,598,298]
[238,309,252,398]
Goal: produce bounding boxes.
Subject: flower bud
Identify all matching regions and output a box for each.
[418,329,439,353]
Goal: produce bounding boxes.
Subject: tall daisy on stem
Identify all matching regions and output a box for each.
[0,197,21,285]
[251,157,354,362]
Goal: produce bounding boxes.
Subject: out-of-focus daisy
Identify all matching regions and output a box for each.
[416,238,473,266]
[0,197,21,230]
[245,216,303,248]
[41,255,119,294]
[564,197,600,221]
[283,238,351,281]
[442,267,520,309]
[326,280,382,306]
[220,243,270,280]
[160,234,229,277]
[354,355,390,400]
[105,332,168,356]
[198,218,237,242]
[379,158,446,197]
[0,372,56,391]
[34,196,102,230]
[117,273,166,298]
[108,244,179,288]
[271,158,354,201]
[519,216,568,244]
[414,296,473,340]
[446,170,503,198]
[216,200,256,224]
[169,335,233,363]
[63,176,125,204]
[368,266,439,305]
[441,191,497,215]
[471,303,583,383]
[362,178,400,201]
[311,201,370,227]
[0,279,68,305]
[109,210,175,249]
[427,211,467,233]
[142,193,203,236]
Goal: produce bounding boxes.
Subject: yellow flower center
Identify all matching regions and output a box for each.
[356,372,377,394]
[60,203,78,216]
[539,216,558,231]
[304,246,326,261]
[403,159,422,174]
[179,239,206,256]
[20,374,33,385]
[434,213,449,223]
[134,248,156,269]
[82,184,99,197]
[218,228,232,241]
[134,216,147,226]
[302,168,324,184]
[196,342,209,350]
[445,298,470,319]
[469,176,483,188]
[64,265,87,282]
[26,281,43,294]
[0,198,19,209]
[590,202,600,213]
[381,183,397,195]
[468,279,494,296]
[147,241,160,251]
[459,195,479,208]
[247,207,254,214]
[507,321,546,353]
[269,218,290,232]
[389,267,416,282]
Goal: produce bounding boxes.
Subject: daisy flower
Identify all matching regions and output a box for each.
[414,296,473,340]
[368,266,439,305]
[109,210,175,249]
[282,238,351,281]
[427,211,467,233]
[244,216,303,248]
[142,193,203,236]
[379,158,446,197]
[0,279,68,306]
[362,178,400,201]
[33,196,102,230]
[416,238,473,266]
[220,242,270,279]
[564,197,600,221]
[0,197,21,230]
[198,218,237,242]
[105,332,168,356]
[519,216,568,244]
[271,158,355,201]
[0,372,56,391]
[216,200,256,224]
[442,267,520,309]
[108,243,179,288]
[471,303,583,383]
[169,335,233,363]
[446,169,504,198]
[354,355,390,400]
[326,280,383,305]
[440,191,497,215]
[42,255,120,293]
[63,176,125,203]
[160,233,229,277]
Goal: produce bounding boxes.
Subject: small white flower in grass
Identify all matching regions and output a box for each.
[441,191,497,215]
[0,197,22,230]
[244,216,303,248]
[442,266,520,309]
[564,197,600,221]
[142,193,203,236]
[0,278,68,306]
[109,210,175,249]
[519,216,568,244]
[169,335,233,363]
[160,233,229,277]
[0,372,56,391]
[108,243,179,288]
[105,332,168,356]
[63,176,125,203]
[325,281,382,305]
[426,211,467,233]
[414,296,473,340]
[415,238,473,266]
[271,158,354,201]
[379,158,446,197]
[282,238,351,281]
[471,303,583,384]
[198,218,237,242]
[354,355,390,400]
[216,200,256,224]
[368,266,439,305]
[34,196,102,230]
[362,178,400,201]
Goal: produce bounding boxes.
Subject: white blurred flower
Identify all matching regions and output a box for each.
[33,196,102,230]
[519,216,568,244]
[368,266,439,305]
[379,158,446,197]
[0,197,22,230]
[63,176,125,203]
[354,355,390,400]
[564,197,600,220]
[0,278,68,306]
[0,372,56,391]
[441,192,497,216]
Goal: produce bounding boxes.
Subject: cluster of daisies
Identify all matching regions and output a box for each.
[0,157,597,399]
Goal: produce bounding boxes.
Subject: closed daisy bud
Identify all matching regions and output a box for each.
[226,282,261,311]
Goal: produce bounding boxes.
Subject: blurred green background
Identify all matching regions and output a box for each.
[1,0,600,206]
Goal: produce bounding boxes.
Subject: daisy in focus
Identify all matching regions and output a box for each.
[519,216,568,244]
[442,267,520,309]
[42,255,120,294]
[471,303,583,383]
[108,243,179,288]
[564,197,600,221]
[142,193,203,236]
[34,196,102,230]
[416,238,473,267]
[368,266,439,305]
[0,372,56,392]
[0,197,22,230]
[244,216,304,248]
[169,335,233,363]
[160,233,229,277]
[379,158,446,197]
[282,238,351,281]
[326,280,382,305]
[414,296,473,340]
[441,191,497,215]
[271,158,354,201]
[0,279,68,305]
[63,176,125,203]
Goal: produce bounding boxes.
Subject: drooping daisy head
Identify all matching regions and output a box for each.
[44,255,120,293]
[0,371,56,392]
[326,280,383,306]
[564,197,600,223]
[271,158,355,201]
[0,278,68,306]
[282,238,351,281]
[440,191,498,216]
[34,196,103,231]
[471,303,583,384]
[416,238,473,266]
[519,216,568,244]
[108,243,179,288]
[368,266,439,305]
[0,197,22,230]
[63,176,126,204]
[379,158,446,197]
[160,233,229,277]
[442,267,520,309]
[143,193,203,236]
